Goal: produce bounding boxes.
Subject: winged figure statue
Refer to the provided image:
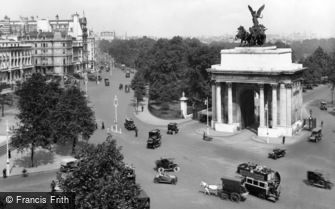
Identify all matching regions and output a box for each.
[248,4,265,26]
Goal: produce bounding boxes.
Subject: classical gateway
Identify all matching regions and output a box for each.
[208,46,305,137]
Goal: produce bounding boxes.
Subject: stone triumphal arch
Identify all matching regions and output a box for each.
[208,46,305,137]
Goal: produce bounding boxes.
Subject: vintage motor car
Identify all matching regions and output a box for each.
[155,158,180,173]
[124,118,136,130]
[153,171,177,184]
[60,157,79,173]
[125,164,136,182]
[307,170,333,189]
[147,129,162,149]
[320,101,327,110]
[104,78,110,86]
[167,122,179,134]
[309,127,322,142]
[268,148,286,160]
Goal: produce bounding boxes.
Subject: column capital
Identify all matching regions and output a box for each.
[258,83,264,89]
[226,82,232,88]
[285,83,293,89]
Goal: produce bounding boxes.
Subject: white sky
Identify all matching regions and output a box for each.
[1,0,335,38]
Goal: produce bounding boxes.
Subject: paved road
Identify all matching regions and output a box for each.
[89,69,335,209]
[0,67,334,209]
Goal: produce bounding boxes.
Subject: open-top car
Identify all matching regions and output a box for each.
[124,164,136,182]
[147,129,161,149]
[153,171,178,185]
[124,118,136,130]
[60,157,79,173]
[155,158,180,173]
[268,148,286,159]
[309,127,322,143]
[167,122,179,134]
[307,170,333,189]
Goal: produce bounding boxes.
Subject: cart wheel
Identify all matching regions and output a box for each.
[172,179,177,185]
[230,193,240,202]
[173,167,180,172]
[158,167,164,173]
[153,178,158,183]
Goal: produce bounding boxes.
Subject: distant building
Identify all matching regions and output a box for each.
[0,39,33,86]
[0,13,93,77]
[100,31,115,41]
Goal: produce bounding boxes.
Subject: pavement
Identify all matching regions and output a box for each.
[134,97,192,126]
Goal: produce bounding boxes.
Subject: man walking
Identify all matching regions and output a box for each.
[135,127,138,137]
[282,136,285,144]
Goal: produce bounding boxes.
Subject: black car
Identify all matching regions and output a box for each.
[167,123,179,134]
[104,78,110,86]
[135,190,150,209]
[147,129,161,149]
[307,170,333,189]
[124,164,136,182]
[268,148,286,159]
[124,118,136,130]
[155,158,180,173]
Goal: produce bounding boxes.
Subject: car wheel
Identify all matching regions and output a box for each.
[158,167,164,173]
[173,167,180,172]
[153,178,158,183]
[172,179,177,185]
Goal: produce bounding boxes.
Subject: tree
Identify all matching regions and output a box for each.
[12,73,63,167]
[130,72,146,102]
[57,138,140,209]
[51,86,95,154]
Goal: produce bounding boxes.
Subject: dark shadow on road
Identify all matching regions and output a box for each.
[14,149,54,168]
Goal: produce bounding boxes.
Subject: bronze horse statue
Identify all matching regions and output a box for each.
[235,25,267,46]
[235,26,251,46]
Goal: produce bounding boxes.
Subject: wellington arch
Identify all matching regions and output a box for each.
[208,46,305,137]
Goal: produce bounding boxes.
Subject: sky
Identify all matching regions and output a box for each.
[1,0,335,38]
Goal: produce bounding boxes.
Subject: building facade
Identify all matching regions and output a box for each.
[0,40,33,86]
[208,46,305,137]
[0,13,93,76]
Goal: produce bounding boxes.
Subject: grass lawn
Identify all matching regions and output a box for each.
[149,101,182,119]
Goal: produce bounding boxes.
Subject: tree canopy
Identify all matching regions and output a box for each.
[12,73,63,167]
[57,138,140,209]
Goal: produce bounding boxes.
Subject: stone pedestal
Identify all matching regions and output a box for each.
[180,92,188,118]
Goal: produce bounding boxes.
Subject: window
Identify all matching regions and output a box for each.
[63,50,65,54]
[63,59,66,65]
[35,60,37,65]
[35,50,37,54]
[63,43,66,47]
[259,182,265,188]
[246,179,252,184]
[253,180,259,186]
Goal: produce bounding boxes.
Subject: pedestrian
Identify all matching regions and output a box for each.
[51,180,56,192]
[101,122,105,129]
[8,149,11,159]
[321,121,324,128]
[203,131,206,139]
[3,168,6,178]
[135,127,138,137]
[141,105,144,112]
[282,136,285,144]
[95,122,98,130]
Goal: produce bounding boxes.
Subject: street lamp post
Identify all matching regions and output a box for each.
[112,95,121,134]
[205,97,209,135]
[6,120,10,176]
[265,103,269,144]
[96,68,99,84]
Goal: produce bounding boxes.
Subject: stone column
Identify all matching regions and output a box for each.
[216,82,222,123]
[211,81,216,127]
[280,83,287,126]
[271,84,278,127]
[286,83,292,126]
[227,82,233,124]
[259,84,265,127]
